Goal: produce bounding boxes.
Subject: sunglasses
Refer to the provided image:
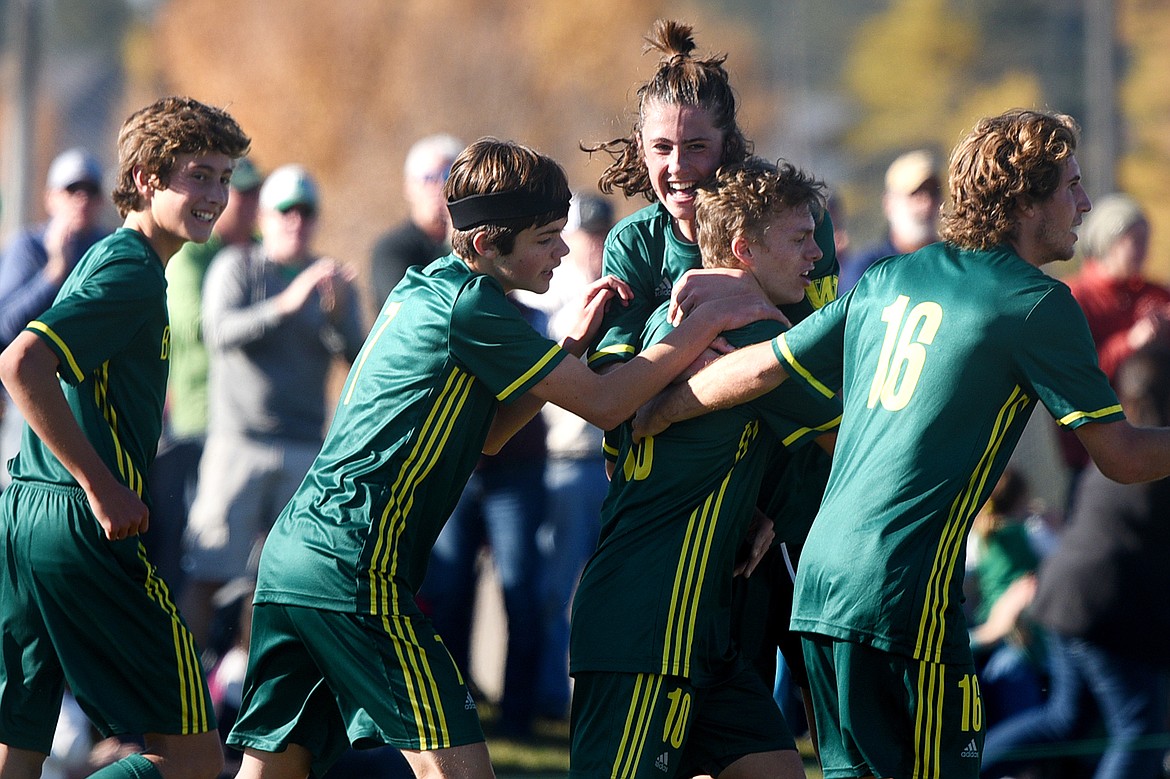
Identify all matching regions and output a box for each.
[65,182,101,196]
[278,204,318,219]
[418,167,452,186]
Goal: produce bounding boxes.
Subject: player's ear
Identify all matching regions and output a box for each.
[730,234,755,267]
[132,165,154,199]
[471,229,499,259]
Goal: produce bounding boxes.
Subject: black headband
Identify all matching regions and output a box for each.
[447,189,570,230]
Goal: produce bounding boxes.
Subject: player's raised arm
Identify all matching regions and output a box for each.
[632,338,790,440]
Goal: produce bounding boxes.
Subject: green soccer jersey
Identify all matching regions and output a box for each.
[253,255,567,616]
[10,229,169,499]
[588,202,839,369]
[774,242,1124,664]
[570,304,841,682]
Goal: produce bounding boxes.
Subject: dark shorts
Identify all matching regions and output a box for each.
[0,480,213,753]
[803,633,984,779]
[227,602,484,778]
[569,664,794,779]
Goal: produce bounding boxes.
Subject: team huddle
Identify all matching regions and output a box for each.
[4,17,1170,779]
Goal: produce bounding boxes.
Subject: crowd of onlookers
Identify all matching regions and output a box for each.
[4,125,1170,778]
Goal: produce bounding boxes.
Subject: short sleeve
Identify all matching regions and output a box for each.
[29,258,164,385]
[449,277,567,403]
[773,294,850,401]
[588,229,658,368]
[1017,287,1123,429]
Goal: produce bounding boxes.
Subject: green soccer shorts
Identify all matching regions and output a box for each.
[227,602,484,776]
[802,633,985,779]
[0,480,213,753]
[569,663,794,779]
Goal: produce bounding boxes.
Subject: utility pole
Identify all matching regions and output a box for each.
[1,0,43,241]
[1083,0,1117,196]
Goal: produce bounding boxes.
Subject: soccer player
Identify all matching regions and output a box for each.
[0,96,250,779]
[569,158,840,779]
[225,138,781,779]
[635,108,1170,779]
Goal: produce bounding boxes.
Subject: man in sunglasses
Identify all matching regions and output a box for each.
[369,134,464,308]
[180,163,366,655]
[0,147,110,489]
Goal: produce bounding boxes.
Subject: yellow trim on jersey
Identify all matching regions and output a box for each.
[913,661,946,778]
[498,344,562,401]
[774,334,836,399]
[915,386,1031,662]
[614,673,663,779]
[381,614,451,749]
[662,477,729,676]
[780,415,842,448]
[369,368,474,615]
[661,420,759,676]
[344,302,399,406]
[94,363,145,497]
[137,543,211,734]
[25,320,85,382]
[1057,404,1123,427]
[587,343,636,365]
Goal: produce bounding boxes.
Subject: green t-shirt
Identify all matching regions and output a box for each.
[775,242,1124,664]
[570,304,841,682]
[588,202,839,369]
[253,255,567,616]
[11,229,169,500]
[163,236,223,438]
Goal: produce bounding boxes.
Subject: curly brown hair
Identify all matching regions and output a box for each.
[445,137,571,258]
[695,157,825,269]
[581,19,750,202]
[940,109,1079,251]
[112,96,250,218]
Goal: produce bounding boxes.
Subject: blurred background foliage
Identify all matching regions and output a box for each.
[2,0,1169,295]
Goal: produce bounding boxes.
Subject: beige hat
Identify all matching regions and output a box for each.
[885,150,940,196]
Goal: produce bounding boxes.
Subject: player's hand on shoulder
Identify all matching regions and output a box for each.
[561,275,632,357]
[670,267,755,325]
[694,290,788,333]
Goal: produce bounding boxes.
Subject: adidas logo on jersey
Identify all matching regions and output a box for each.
[654,752,670,772]
[464,691,477,711]
[961,739,980,759]
[655,276,673,300]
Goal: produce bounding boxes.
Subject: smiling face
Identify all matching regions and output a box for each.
[639,100,725,243]
[1021,156,1092,267]
[742,205,823,306]
[478,218,569,294]
[130,151,234,261]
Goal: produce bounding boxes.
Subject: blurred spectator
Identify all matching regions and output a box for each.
[368,133,464,307]
[145,156,263,588]
[840,149,941,292]
[517,192,615,719]
[964,467,1049,728]
[1066,193,1170,382]
[180,164,365,654]
[418,296,550,740]
[1059,194,1170,501]
[0,148,109,489]
[981,344,1170,779]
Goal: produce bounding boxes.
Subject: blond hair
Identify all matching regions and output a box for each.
[696,158,825,269]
